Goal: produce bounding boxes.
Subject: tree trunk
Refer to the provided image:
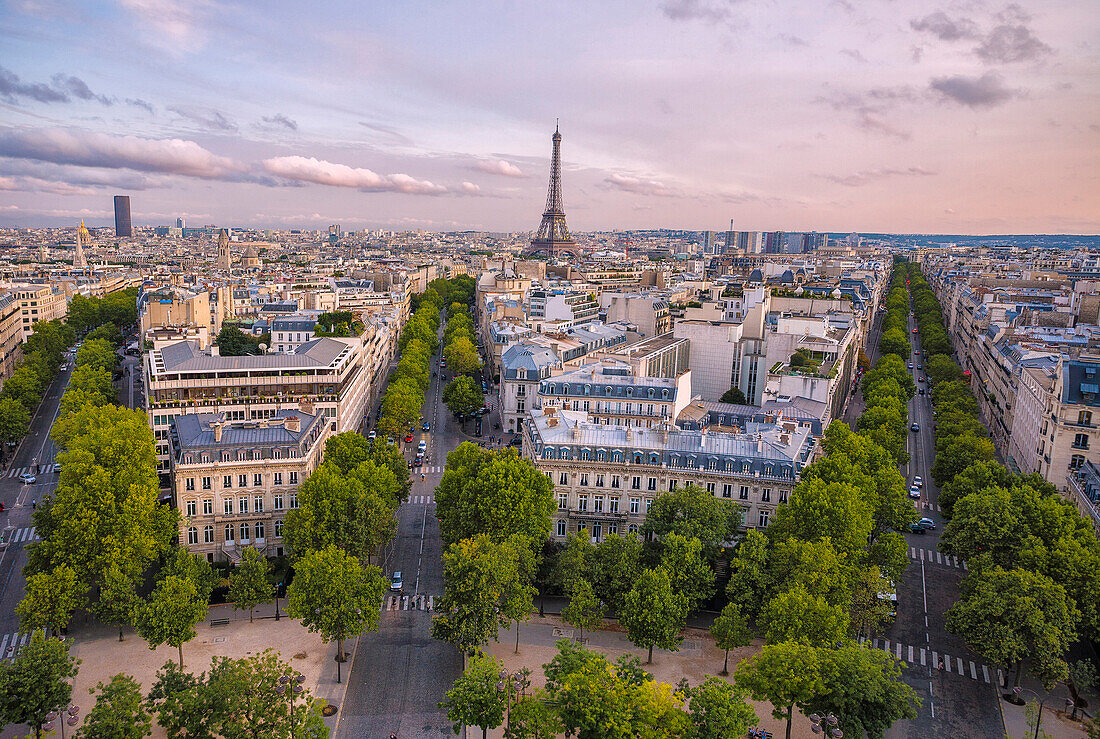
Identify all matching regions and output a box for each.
[722,648,729,675]
[785,705,794,739]
[481,727,487,739]
[178,644,184,668]
[1014,660,1023,688]
[514,619,520,654]
[647,644,653,665]
[250,607,254,624]
[118,625,123,642]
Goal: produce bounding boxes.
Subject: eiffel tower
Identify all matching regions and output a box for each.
[529,123,578,257]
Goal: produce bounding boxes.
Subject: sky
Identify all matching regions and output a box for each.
[0,0,1097,234]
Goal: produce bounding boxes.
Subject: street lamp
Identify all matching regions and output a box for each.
[42,703,80,739]
[275,671,306,739]
[809,712,843,738]
[1012,686,1049,739]
[496,668,529,735]
[273,582,282,622]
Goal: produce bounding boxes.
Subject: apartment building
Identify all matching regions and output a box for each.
[0,293,24,387]
[171,409,331,562]
[537,359,693,428]
[600,292,672,338]
[499,342,561,434]
[139,287,217,344]
[144,337,371,475]
[528,288,599,329]
[523,406,814,542]
[270,313,322,353]
[11,285,68,340]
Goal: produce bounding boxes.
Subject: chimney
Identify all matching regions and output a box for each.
[212,421,222,442]
[548,416,558,428]
[756,434,763,452]
[285,415,301,433]
[210,345,220,357]
[572,424,580,441]
[299,398,314,415]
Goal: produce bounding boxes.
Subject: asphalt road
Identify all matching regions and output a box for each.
[880,309,1003,738]
[336,320,464,739]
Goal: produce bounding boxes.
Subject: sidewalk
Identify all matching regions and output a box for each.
[996,674,1094,739]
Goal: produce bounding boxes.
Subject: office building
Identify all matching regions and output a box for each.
[114,195,133,237]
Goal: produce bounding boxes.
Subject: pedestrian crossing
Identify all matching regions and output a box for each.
[408,495,434,505]
[415,466,444,475]
[859,636,991,682]
[919,501,942,512]
[382,594,435,612]
[5,466,47,479]
[0,631,44,661]
[2,527,39,544]
[909,546,967,570]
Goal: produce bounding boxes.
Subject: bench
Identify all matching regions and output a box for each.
[210,618,230,627]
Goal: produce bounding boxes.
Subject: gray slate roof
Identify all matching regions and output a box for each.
[156,338,349,373]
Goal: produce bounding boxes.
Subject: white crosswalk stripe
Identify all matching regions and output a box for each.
[382,594,439,612]
[0,631,40,660]
[860,637,989,682]
[908,548,966,570]
[4,527,40,544]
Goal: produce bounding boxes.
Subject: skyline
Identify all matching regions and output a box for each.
[0,0,1097,233]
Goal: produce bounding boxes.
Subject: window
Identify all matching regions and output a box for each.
[203,525,214,543]
[628,524,639,533]
[578,494,588,512]
[273,494,284,511]
[187,527,198,545]
[254,473,263,487]
[517,399,525,412]
[273,449,281,459]
[722,484,732,498]
[238,474,247,488]
[1079,411,1093,426]
[739,485,749,500]
[779,490,788,503]
[202,476,212,490]
[646,498,653,512]
[608,523,618,535]
[609,497,620,513]
[224,498,233,515]
[758,510,770,527]
[274,520,283,538]
[223,475,233,489]
[274,473,283,486]
[560,472,569,485]
[1073,433,1089,450]
[632,476,641,490]
[185,477,195,491]
[630,497,640,514]
[580,473,589,486]
[1071,454,1086,470]
[224,524,234,542]
[594,496,604,512]
[183,499,195,517]
[595,474,604,488]
[556,520,567,537]
[240,523,250,541]
[290,471,298,485]
[668,479,677,491]
[254,496,264,513]
[289,492,298,509]
[761,488,771,502]
[611,475,620,489]
[239,496,249,514]
[706,482,716,494]
[647,477,657,491]
[203,499,213,515]
[558,493,568,510]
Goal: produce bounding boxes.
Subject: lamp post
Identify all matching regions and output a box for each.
[1012,686,1049,739]
[276,671,306,739]
[809,712,843,738]
[42,703,80,739]
[274,582,281,622]
[495,668,529,735]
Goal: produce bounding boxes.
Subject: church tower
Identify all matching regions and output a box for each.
[74,220,89,269]
[217,228,232,271]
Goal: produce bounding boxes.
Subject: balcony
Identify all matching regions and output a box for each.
[566,508,628,522]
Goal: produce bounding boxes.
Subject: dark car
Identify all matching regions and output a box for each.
[907,523,927,535]
[910,423,920,432]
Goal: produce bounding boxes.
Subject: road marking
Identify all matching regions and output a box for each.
[910,546,917,558]
[883,639,889,653]
[958,657,965,675]
[0,634,9,657]
[970,661,978,680]
[936,551,943,565]
[997,669,1004,687]
[944,654,952,673]
[983,666,990,683]
[932,651,939,668]
[919,549,925,561]
[920,648,926,666]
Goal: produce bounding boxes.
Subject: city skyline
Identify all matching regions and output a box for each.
[1,0,1097,234]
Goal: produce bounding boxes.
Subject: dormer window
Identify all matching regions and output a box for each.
[518,368,527,380]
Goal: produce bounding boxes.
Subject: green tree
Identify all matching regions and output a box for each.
[94,563,142,642]
[136,575,209,668]
[809,643,921,739]
[75,338,119,372]
[551,531,594,596]
[203,651,329,739]
[938,461,1014,519]
[877,327,910,358]
[435,443,555,547]
[719,386,747,404]
[925,354,963,385]
[591,532,642,614]
[762,585,849,647]
[441,651,508,739]
[767,537,852,605]
[726,530,772,623]
[946,567,1079,689]
[685,676,758,739]
[711,603,752,675]
[620,568,688,664]
[641,485,741,560]
[214,325,262,356]
[561,578,605,643]
[0,632,80,739]
[849,567,896,641]
[931,432,995,487]
[442,375,485,416]
[144,661,214,739]
[77,673,152,739]
[659,533,714,613]
[228,546,272,622]
[17,564,86,636]
[2,363,43,411]
[156,547,218,603]
[507,692,565,739]
[0,396,30,449]
[287,545,384,682]
[767,478,873,559]
[736,640,824,739]
[377,377,424,437]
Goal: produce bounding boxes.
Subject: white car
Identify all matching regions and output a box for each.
[913,476,923,488]
[390,571,403,592]
[417,440,427,452]
[908,485,921,500]
[19,473,36,485]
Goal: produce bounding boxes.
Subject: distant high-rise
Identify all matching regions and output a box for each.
[114,195,132,237]
[527,123,578,258]
[177,217,185,229]
[702,231,718,254]
[724,219,735,255]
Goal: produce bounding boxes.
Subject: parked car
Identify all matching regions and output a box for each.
[404,433,414,442]
[417,440,427,451]
[907,362,913,369]
[390,571,403,592]
[19,473,36,484]
[367,430,377,440]
[919,388,925,395]
[52,463,61,473]
[422,422,430,432]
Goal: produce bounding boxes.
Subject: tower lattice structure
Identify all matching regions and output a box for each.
[529,124,577,256]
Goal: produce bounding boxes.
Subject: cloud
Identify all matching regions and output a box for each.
[840,48,868,63]
[909,12,979,41]
[358,122,414,147]
[459,181,481,195]
[167,105,237,132]
[117,0,211,50]
[260,113,298,131]
[660,0,738,23]
[51,74,112,105]
[262,155,447,195]
[856,111,912,140]
[0,128,243,178]
[975,24,1052,64]
[930,72,1017,107]
[473,159,524,177]
[778,34,808,47]
[816,86,921,139]
[0,65,69,104]
[602,173,678,197]
[820,167,936,187]
[126,98,155,113]
[0,175,98,196]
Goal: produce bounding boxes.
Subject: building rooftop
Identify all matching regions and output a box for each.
[173,409,325,450]
[154,337,350,373]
